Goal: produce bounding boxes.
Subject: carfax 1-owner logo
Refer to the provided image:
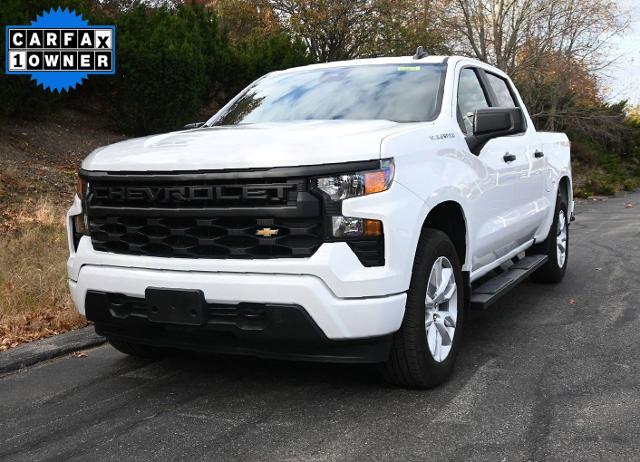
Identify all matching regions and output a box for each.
[5,8,115,92]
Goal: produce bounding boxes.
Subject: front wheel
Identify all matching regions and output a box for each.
[380,229,464,388]
[528,193,569,283]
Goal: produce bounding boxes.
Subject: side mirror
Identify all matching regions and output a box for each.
[467,107,526,154]
[183,122,205,130]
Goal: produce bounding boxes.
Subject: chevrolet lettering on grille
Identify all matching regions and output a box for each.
[90,184,296,205]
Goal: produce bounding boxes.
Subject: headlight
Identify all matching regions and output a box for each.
[76,176,87,199]
[73,213,89,236]
[74,175,89,236]
[332,216,382,238]
[315,159,394,200]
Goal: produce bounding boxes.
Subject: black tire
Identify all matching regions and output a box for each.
[528,192,569,283]
[380,229,465,389]
[107,337,169,359]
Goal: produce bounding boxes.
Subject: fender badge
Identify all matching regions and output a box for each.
[429,132,455,140]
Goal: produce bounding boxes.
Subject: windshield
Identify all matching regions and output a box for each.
[209,64,446,126]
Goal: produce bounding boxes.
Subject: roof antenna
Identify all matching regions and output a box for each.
[413,46,429,60]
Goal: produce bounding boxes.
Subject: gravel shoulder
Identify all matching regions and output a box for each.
[0,326,105,374]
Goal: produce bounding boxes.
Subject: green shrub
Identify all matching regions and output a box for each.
[223,33,312,97]
[93,5,311,135]
[95,5,225,135]
[622,177,640,192]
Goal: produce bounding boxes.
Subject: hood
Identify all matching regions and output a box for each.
[82,120,413,172]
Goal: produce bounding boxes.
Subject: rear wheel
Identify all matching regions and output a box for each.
[381,229,464,388]
[107,337,169,359]
[528,193,569,283]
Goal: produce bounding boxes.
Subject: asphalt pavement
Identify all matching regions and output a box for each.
[1,192,639,462]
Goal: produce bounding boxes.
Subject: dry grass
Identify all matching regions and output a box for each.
[0,110,128,351]
[0,200,87,351]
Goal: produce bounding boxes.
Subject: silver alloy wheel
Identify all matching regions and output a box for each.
[425,256,458,363]
[556,210,568,268]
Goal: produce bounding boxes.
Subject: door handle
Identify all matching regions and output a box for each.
[534,151,544,158]
[503,153,516,162]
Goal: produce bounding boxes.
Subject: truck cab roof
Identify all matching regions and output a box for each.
[272,55,501,77]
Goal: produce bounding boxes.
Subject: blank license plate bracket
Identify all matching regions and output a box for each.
[145,288,207,326]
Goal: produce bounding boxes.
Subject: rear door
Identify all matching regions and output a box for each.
[483,71,547,198]
[456,67,542,271]
[482,70,549,243]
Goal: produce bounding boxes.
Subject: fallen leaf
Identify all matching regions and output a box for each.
[72,351,88,358]
[625,203,634,208]
[614,362,630,370]
[568,298,577,305]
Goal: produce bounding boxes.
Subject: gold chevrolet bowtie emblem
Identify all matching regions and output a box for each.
[256,227,279,237]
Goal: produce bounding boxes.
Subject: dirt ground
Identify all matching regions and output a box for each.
[0,109,126,215]
[0,109,127,350]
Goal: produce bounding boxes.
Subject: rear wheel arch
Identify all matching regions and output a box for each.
[528,190,569,283]
[538,175,572,244]
[558,176,571,204]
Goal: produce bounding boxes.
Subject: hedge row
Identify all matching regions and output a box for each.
[0,0,311,135]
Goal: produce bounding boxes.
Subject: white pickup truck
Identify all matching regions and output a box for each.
[67,53,572,388]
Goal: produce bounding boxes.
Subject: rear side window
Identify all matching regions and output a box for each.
[486,73,517,108]
[457,68,489,134]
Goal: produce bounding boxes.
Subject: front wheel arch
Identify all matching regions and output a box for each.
[420,200,469,268]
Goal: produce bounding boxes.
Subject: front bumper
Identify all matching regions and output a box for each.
[69,265,406,340]
[89,289,395,363]
[66,177,423,353]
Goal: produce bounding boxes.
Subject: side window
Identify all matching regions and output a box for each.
[485,73,517,107]
[457,68,489,134]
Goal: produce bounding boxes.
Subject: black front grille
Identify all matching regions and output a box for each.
[89,215,324,259]
[81,165,385,266]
